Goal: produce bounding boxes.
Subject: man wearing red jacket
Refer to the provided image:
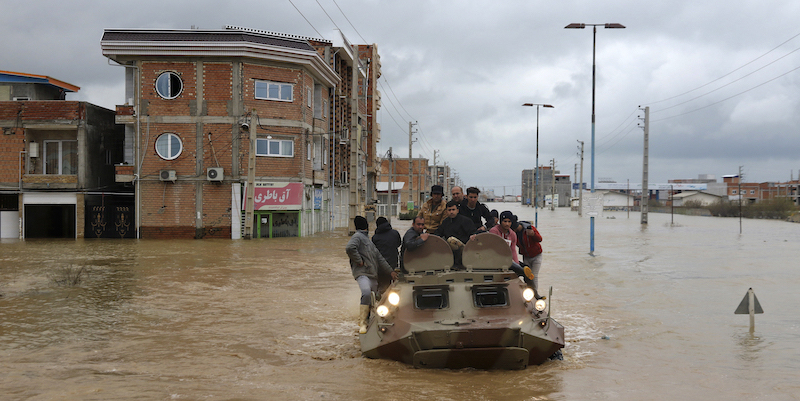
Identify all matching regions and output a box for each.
[515,220,543,295]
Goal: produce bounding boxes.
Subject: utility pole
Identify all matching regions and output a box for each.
[739,166,744,234]
[578,140,584,217]
[574,164,578,199]
[550,158,556,210]
[433,149,438,186]
[243,111,257,239]
[408,121,417,207]
[640,106,649,225]
[388,147,394,222]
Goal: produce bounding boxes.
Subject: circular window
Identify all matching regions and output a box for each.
[155,133,183,160]
[155,72,183,99]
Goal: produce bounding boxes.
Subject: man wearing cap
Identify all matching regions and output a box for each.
[417,185,447,233]
[372,216,401,293]
[346,216,398,334]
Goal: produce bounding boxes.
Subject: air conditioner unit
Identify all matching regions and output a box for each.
[207,167,223,182]
[159,170,176,182]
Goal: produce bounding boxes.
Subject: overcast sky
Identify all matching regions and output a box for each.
[3,0,799,194]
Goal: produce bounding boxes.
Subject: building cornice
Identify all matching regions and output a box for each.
[101,29,340,87]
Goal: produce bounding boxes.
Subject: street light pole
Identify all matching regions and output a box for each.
[565,22,625,256]
[522,103,554,227]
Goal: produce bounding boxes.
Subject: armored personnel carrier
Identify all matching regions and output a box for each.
[360,233,564,369]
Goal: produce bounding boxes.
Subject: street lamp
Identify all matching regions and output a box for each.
[565,22,625,256]
[522,103,554,227]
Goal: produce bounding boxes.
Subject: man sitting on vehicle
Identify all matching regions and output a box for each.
[418,185,447,233]
[459,186,492,232]
[400,215,429,273]
[434,200,477,269]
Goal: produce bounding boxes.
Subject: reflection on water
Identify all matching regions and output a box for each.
[1,207,799,399]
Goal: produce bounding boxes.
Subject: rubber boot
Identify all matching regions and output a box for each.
[358,305,370,334]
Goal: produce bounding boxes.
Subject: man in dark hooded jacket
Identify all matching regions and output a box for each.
[372,216,401,292]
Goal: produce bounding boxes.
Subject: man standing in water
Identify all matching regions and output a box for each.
[515,220,543,297]
[346,216,397,334]
[372,216,401,294]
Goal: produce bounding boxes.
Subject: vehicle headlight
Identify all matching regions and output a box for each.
[534,299,547,312]
[376,305,390,317]
[522,288,535,302]
[387,292,400,306]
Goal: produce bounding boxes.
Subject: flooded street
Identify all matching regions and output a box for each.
[2,205,799,400]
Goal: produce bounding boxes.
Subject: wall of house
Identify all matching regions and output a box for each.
[134,57,332,239]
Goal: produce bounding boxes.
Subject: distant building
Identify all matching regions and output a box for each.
[521,167,571,207]
[0,70,127,239]
[670,191,725,207]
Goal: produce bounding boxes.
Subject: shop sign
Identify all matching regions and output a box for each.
[243,182,303,210]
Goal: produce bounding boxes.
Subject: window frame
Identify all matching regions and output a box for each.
[155,71,183,100]
[255,138,294,157]
[413,285,450,310]
[255,80,293,102]
[43,139,78,175]
[154,133,183,160]
[471,285,510,308]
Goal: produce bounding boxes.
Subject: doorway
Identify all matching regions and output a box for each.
[25,204,76,238]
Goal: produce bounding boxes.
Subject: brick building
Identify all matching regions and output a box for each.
[377,157,430,212]
[0,70,128,239]
[101,26,380,239]
[723,174,800,205]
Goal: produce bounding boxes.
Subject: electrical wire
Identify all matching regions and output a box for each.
[645,31,800,105]
[652,64,800,123]
[288,0,324,39]
[331,0,368,44]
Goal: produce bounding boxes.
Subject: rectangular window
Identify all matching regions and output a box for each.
[732,190,738,194]
[314,84,323,119]
[750,190,755,194]
[313,137,322,170]
[255,81,293,102]
[472,285,509,307]
[255,138,293,157]
[413,286,450,310]
[44,140,78,175]
[307,87,312,107]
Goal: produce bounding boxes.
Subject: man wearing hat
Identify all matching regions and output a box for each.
[417,184,447,233]
[346,216,398,334]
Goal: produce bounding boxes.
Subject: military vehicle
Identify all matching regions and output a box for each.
[360,232,565,369]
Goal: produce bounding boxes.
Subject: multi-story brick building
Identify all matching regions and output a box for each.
[101,26,380,239]
[0,70,128,239]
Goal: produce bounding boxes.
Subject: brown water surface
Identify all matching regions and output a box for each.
[1,206,798,400]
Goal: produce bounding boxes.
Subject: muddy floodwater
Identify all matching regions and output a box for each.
[2,205,799,400]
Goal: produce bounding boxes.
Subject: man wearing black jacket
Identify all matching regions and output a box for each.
[372,216,401,293]
[459,186,492,232]
[434,200,477,269]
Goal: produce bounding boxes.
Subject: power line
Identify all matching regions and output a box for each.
[652,45,800,114]
[380,76,415,121]
[645,31,800,105]
[331,0,368,43]
[652,64,800,123]
[288,0,324,38]
[315,0,342,32]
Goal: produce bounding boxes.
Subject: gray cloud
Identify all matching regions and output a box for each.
[4,0,800,192]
